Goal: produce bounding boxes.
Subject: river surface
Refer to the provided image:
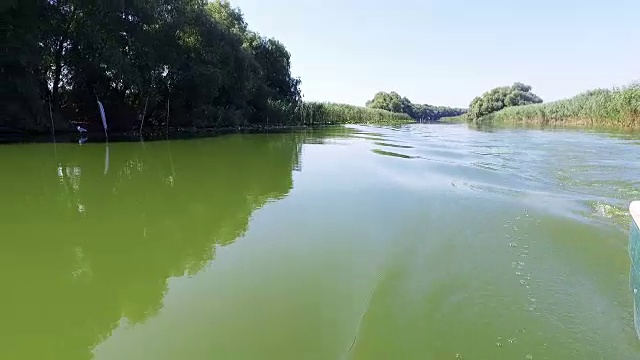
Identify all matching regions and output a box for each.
[1,124,640,360]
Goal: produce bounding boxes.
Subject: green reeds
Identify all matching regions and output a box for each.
[475,82,640,129]
[266,100,414,126]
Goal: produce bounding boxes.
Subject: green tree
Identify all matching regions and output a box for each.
[366,91,408,113]
[365,91,466,122]
[0,0,49,131]
[467,82,542,122]
[1,0,305,133]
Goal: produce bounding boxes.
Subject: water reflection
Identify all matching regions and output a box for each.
[104,144,110,175]
[0,133,305,360]
[57,162,86,214]
[631,219,640,340]
[2,124,639,359]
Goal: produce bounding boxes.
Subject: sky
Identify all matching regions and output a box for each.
[229,0,639,108]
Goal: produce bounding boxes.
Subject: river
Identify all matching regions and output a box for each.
[1,124,639,359]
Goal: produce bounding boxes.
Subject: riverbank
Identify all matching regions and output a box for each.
[475,83,640,129]
[1,100,413,141]
[299,102,414,125]
[0,99,414,144]
[4,2,419,139]
[439,114,468,123]
[0,125,312,144]
[0,116,414,144]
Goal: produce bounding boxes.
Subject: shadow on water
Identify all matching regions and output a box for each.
[0,132,311,360]
[373,142,414,149]
[371,149,418,159]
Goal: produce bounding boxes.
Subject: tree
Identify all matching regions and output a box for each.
[468,82,542,121]
[0,0,49,131]
[1,0,303,133]
[365,91,466,122]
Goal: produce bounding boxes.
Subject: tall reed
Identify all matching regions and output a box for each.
[266,101,414,126]
[476,82,640,129]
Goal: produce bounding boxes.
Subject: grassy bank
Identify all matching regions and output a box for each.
[267,101,414,126]
[439,114,468,123]
[302,102,414,125]
[476,83,640,129]
[0,101,413,143]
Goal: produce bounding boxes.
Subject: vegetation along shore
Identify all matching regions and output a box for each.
[1,0,412,138]
[365,91,467,122]
[442,82,640,130]
[2,1,638,137]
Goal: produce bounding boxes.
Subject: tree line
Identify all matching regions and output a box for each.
[365,91,467,122]
[2,0,304,133]
[1,0,411,135]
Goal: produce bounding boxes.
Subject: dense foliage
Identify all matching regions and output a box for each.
[365,91,466,122]
[467,83,543,122]
[477,83,640,129]
[2,0,408,134]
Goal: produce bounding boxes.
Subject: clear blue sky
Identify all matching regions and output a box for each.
[230,0,639,108]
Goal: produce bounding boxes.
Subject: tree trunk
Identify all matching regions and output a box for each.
[51,6,76,110]
[51,38,64,110]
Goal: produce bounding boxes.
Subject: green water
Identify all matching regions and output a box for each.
[1,124,640,359]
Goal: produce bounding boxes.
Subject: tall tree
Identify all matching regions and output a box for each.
[0,0,303,132]
[0,0,49,131]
